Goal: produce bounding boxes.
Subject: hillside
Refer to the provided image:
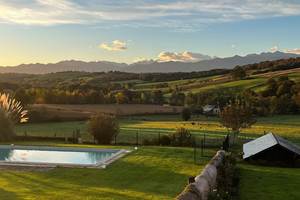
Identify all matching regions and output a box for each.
[0,57,299,118]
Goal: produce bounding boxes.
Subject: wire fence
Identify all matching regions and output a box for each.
[16,126,255,150]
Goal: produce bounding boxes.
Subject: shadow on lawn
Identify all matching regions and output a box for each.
[0,188,21,200]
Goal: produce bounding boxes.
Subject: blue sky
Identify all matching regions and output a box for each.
[0,0,300,65]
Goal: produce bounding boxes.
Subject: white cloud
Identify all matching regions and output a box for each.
[270,46,279,53]
[157,51,212,62]
[0,0,300,30]
[285,48,300,55]
[100,40,127,51]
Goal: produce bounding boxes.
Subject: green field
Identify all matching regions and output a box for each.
[0,145,213,200]
[16,114,300,144]
[239,164,300,200]
[132,70,300,96]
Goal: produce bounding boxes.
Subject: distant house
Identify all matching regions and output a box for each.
[243,133,300,166]
[202,105,220,116]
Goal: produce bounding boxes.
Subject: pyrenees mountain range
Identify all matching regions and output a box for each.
[0,51,299,74]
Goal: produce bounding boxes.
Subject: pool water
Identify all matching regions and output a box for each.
[0,146,120,166]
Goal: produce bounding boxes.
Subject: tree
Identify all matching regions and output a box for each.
[181,107,191,121]
[220,101,256,143]
[115,92,127,104]
[231,66,246,80]
[151,90,164,105]
[88,114,119,144]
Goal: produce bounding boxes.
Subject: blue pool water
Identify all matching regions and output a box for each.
[0,146,119,166]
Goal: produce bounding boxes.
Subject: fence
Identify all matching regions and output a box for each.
[17,127,235,149]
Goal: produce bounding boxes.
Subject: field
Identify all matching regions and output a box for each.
[239,164,300,200]
[132,68,300,96]
[0,145,214,200]
[16,114,300,145]
[29,104,183,121]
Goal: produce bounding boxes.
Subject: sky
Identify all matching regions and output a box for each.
[0,0,300,66]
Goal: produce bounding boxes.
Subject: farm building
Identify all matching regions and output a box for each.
[202,105,220,116]
[243,133,300,166]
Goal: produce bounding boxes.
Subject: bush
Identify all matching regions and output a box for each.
[0,109,15,141]
[181,107,191,121]
[88,114,119,144]
[208,154,239,200]
[142,135,171,146]
[160,135,171,145]
[171,127,192,146]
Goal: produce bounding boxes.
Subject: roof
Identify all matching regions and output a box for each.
[243,133,300,159]
[202,105,218,112]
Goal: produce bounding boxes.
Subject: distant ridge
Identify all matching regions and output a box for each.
[0,51,299,74]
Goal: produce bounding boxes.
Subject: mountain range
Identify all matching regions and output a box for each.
[0,51,299,74]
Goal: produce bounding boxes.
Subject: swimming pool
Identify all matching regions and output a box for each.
[0,145,129,168]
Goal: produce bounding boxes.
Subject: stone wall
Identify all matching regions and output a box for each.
[176,150,226,200]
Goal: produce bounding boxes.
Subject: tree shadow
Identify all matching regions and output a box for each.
[0,188,21,200]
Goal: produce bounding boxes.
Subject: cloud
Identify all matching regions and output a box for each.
[0,1,300,30]
[270,46,279,53]
[285,48,300,55]
[100,40,127,51]
[157,51,212,62]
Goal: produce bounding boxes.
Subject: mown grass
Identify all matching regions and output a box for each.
[239,164,300,200]
[0,145,213,200]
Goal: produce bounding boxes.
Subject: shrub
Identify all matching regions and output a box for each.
[171,127,192,146]
[0,109,15,141]
[0,93,28,123]
[181,107,191,121]
[88,114,119,144]
[208,154,239,200]
[160,135,171,145]
[0,92,28,141]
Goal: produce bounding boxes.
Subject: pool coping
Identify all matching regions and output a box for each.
[0,145,131,169]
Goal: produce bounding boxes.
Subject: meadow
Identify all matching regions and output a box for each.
[16,114,300,145]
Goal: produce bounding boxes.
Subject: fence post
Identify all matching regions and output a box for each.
[136,131,139,146]
[203,133,206,149]
[201,139,204,157]
[114,134,117,145]
[193,136,197,164]
[158,131,161,146]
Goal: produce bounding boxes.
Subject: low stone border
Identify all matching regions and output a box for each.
[176,150,226,200]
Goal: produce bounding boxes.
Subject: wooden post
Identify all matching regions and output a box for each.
[201,139,204,157]
[203,133,206,149]
[158,131,161,145]
[193,137,197,164]
[136,131,139,146]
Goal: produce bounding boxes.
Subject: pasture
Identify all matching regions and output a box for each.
[16,114,300,144]
[29,104,183,121]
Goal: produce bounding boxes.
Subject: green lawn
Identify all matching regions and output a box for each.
[239,164,300,200]
[0,145,213,200]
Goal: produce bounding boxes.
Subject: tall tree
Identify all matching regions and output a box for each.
[220,101,256,143]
